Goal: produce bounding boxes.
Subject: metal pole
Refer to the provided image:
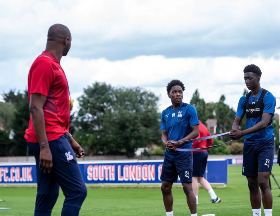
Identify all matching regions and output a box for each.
[271,172,280,189]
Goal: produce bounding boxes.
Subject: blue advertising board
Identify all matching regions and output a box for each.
[0,159,227,184]
[227,157,278,165]
[0,163,36,184]
[207,159,228,184]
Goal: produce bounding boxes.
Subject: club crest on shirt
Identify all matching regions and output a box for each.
[177,111,182,117]
[65,151,74,161]
[264,159,270,168]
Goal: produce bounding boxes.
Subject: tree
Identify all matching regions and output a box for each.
[190,89,206,124]
[0,130,12,156]
[0,102,16,131]
[215,95,236,141]
[10,90,30,155]
[74,82,161,157]
[2,89,24,105]
[205,102,216,120]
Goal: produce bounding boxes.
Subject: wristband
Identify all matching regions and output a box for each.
[39,142,48,146]
[67,133,73,139]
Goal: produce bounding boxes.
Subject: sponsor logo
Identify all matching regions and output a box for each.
[246,108,260,113]
[185,171,189,178]
[65,151,74,161]
[172,113,175,117]
[265,159,270,168]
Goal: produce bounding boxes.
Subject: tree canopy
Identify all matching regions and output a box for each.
[74,82,161,157]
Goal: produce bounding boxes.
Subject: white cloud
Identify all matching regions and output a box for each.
[1,53,280,114]
[1,0,280,60]
[1,0,280,115]
[60,55,280,113]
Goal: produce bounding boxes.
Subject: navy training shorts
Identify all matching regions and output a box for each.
[242,137,275,176]
[193,151,208,177]
[160,152,193,183]
[26,134,87,216]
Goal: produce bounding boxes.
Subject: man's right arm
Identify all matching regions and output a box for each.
[232,116,242,130]
[162,130,172,150]
[161,130,168,144]
[30,93,53,173]
[231,96,245,131]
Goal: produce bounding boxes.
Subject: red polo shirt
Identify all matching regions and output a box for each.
[192,120,213,154]
[24,51,70,143]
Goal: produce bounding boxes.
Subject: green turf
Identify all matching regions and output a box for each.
[0,165,280,215]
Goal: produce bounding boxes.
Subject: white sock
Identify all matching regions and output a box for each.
[264,209,272,216]
[195,196,198,204]
[252,209,261,216]
[208,189,217,200]
[191,214,197,216]
[166,211,173,216]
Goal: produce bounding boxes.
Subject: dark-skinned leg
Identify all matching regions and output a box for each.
[161,181,173,212]
[246,176,261,209]
[182,182,196,214]
[258,172,272,209]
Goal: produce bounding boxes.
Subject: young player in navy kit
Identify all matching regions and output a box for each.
[230,64,276,216]
[160,80,199,216]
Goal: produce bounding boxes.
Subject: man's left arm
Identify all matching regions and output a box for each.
[170,125,199,150]
[230,93,275,140]
[179,125,200,143]
[66,132,84,158]
[230,113,272,140]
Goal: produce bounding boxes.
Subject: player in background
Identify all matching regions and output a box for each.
[160,79,199,216]
[192,120,221,204]
[24,24,87,216]
[230,64,276,216]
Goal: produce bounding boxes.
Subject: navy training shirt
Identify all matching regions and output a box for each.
[160,102,199,158]
[236,89,276,145]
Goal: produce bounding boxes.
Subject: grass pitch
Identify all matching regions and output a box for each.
[0,165,280,216]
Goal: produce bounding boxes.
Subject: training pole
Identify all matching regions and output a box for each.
[271,172,280,189]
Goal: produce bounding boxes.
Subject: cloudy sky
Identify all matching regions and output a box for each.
[1,0,280,114]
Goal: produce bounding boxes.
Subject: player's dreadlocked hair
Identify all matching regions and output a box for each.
[166,79,185,94]
[244,64,262,77]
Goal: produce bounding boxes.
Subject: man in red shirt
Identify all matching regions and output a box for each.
[25,24,87,216]
[192,120,221,204]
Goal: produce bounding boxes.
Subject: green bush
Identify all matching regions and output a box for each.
[151,146,165,155]
[208,138,231,155]
[227,142,244,155]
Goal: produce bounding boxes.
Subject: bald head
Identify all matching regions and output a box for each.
[47,24,71,42]
[46,24,72,57]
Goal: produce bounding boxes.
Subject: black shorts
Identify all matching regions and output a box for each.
[242,138,274,176]
[193,151,208,177]
[160,152,193,183]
